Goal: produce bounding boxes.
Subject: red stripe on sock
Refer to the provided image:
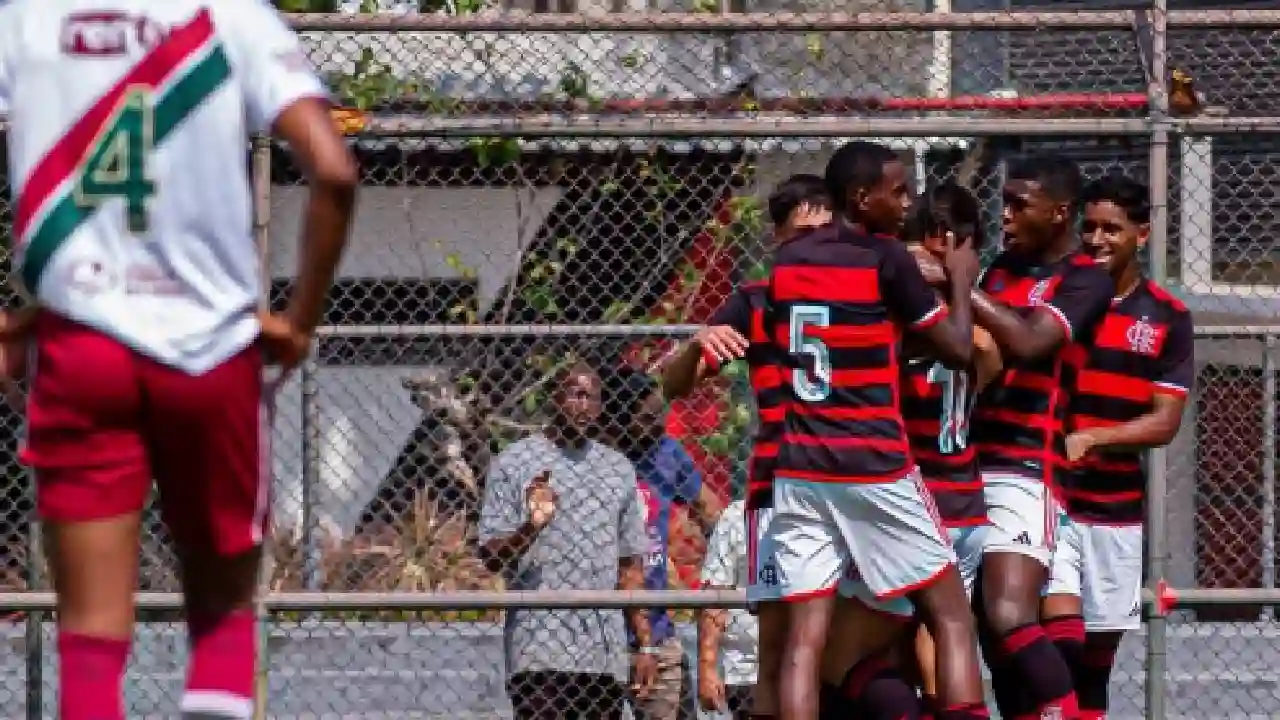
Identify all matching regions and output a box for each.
[1043,615,1086,643]
[1000,623,1045,655]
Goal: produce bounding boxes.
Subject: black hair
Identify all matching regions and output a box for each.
[1080,174,1151,225]
[824,141,900,215]
[903,181,985,250]
[601,364,659,457]
[1005,153,1084,207]
[767,174,830,226]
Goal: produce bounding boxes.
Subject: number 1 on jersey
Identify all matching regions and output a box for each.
[788,305,832,402]
[73,88,157,234]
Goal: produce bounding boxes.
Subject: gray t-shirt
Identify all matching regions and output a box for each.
[478,434,647,680]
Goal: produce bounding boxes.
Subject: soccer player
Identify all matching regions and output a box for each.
[898,183,1003,718]
[1042,176,1192,720]
[0,3,357,719]
[766,141,988,720]
[967,155,1115,720]
[665,173,840,720]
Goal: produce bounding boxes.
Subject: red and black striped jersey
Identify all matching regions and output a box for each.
[767,224,947,483]
[901,359,986,526]
[971,251,1114,484]
[1061,279,1193,524]
[706,282,783,510]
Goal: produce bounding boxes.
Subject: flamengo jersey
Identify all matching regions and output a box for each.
[971,251,1114,483]
[706,281,784,510]
[1061,280,1194,524]
[0,0,327,374]
[901,359,985,526]
[767,224,947,483]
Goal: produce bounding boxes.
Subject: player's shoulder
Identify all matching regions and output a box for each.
[1141,278,1190,316]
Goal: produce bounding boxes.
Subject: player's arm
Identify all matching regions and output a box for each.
[1070,311,1193,457]
[661,289,752,400]
[973,326,1004,391]
[225,1,358,335]
[883,242,975,369]
[972,261,1114,364]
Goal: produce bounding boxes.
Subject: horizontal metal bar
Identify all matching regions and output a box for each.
[352,116,1151,138]
[1192,325,1280,336]
[1144,586,1280,608]
[0,590,747,612]
[1180,117,1280,134]
[286,11,1137,32]
[314,323,703,338]
[1166,9,1280,28]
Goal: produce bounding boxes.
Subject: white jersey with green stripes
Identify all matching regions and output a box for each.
[0,0,326,373]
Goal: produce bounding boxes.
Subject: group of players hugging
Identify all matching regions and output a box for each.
[664,142,1193,720]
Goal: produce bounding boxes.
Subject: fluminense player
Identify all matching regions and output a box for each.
[0,2,357,718]
[1043,176,1192,720]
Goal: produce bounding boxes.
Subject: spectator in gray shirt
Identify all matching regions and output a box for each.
[479,361,658,719]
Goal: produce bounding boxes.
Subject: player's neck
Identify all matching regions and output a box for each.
[1113,265,1144,300]
[1039,232,1077,264]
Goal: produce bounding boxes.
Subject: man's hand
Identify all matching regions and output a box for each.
[525,471,556,529]
[942,231,981,287]
[909,244,947,286]
[697,664,727,712]
[695,325,749,367]
[258,311,312,372]
[631,651,658,698]
[1065,431,1099,462]
[0,306,37,343]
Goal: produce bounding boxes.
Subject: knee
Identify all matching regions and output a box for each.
[983,590,1038,634]
[925,603,977,643]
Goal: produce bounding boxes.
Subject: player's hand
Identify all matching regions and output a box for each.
[695,325,749,366]
[942,231,981,285]
[631,651,659,698]
[525,471,557,529]
[793,201,832,229]
[1065,431,1099,462]
[258,311,312,372]
[910,244,948,286]
[0,306,37,343]
[697,665,727,711]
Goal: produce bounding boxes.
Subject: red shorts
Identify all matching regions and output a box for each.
[23,312,270,556]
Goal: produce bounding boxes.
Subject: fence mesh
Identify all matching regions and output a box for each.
[1,5,1280,719]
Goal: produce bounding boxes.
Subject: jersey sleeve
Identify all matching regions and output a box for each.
[219,0,329,133]
[878,241,948,329]
[1153,309,1194,398]
[1044,262,1115,340]
[708,287,755,338]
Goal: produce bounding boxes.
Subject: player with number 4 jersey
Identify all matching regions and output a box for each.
[0,2,357,719]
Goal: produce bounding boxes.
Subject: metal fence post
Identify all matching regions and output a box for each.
[25,515,43,720]
[1145,0,1170,717]
[251,133,273,720]
[1264,336,1277,621]
[301,358,322,592]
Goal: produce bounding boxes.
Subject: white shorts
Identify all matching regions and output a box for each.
[757,468,954,615]
[1045,517,1144,632]
[978,472,1060,566]
[949,524,988,597]
[746,505,779,604]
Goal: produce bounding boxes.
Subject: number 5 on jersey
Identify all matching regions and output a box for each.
[72,88,157,234]
[789,305,832,402]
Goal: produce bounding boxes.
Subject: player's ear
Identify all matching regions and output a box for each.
[1137,223,1150,248]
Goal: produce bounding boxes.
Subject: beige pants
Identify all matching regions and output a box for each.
[631,637,692,720]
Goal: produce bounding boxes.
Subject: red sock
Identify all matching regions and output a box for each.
[58,630,130,720]
[937,702,991,720]
[1080,712,1106,720]
[182,609,256,719]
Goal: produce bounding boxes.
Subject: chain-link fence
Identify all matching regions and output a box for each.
[3,3,1280,719]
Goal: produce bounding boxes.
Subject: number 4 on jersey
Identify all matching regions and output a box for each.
[72,88,157,234]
